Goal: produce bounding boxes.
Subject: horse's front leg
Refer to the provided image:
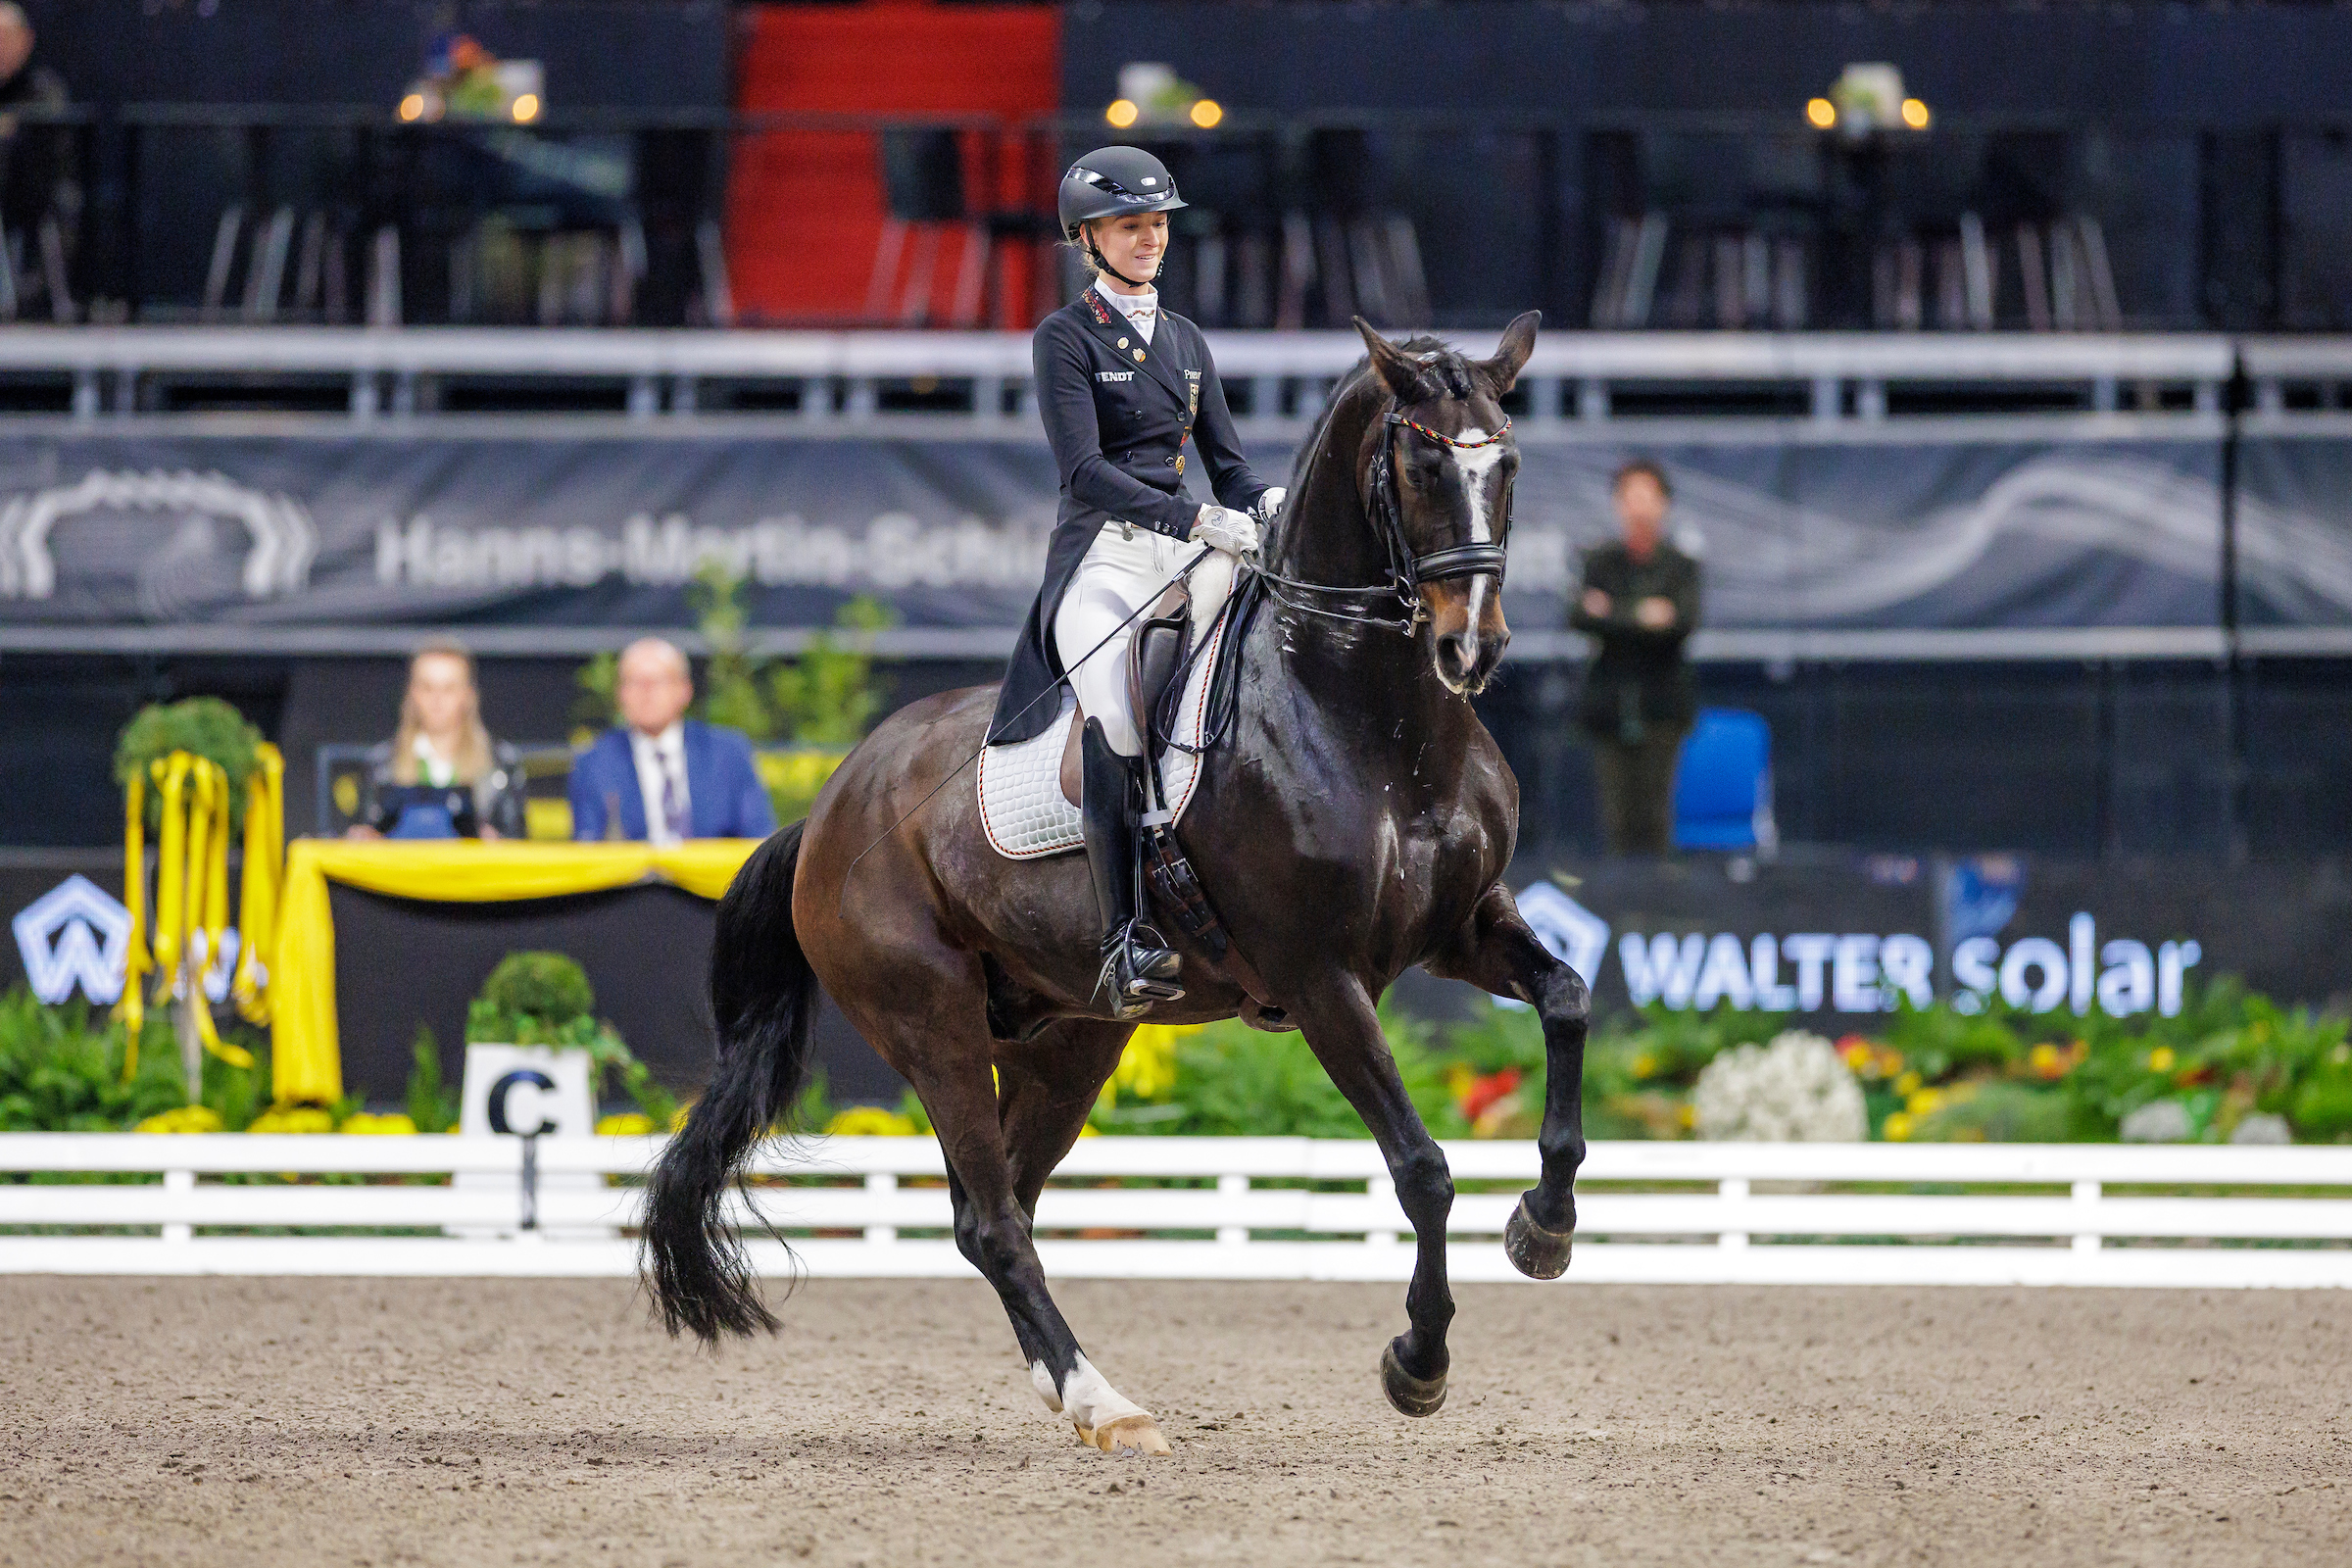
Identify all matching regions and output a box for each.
[1427,882,1591,1279]
[1292,978,1457,1416]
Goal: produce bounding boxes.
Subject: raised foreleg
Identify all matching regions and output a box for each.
[1427,882,1591,1279]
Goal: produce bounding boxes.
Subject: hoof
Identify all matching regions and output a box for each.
[1380,1341,1446,1418]
[1084,1414,1173,1456]
[1504,1196,1574,1280]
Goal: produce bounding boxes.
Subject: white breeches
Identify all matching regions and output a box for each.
[1053,522,1237,758]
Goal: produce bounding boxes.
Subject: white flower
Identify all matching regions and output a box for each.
[1691,1030,1867,1143]
[2229,1112,2292,1146]
[2120,1100,2195,1145]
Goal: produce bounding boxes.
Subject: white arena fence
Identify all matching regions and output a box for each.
[5,1134,2352,1289]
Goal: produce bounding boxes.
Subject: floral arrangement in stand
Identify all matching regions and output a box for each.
[465,952,679,1129]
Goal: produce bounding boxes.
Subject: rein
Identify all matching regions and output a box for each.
[1248,410,1512,636]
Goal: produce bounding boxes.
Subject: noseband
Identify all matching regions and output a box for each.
[1252,409,1512,635]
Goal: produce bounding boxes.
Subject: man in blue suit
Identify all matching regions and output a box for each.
[568,637,778,842]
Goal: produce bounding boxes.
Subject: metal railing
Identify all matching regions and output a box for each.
[5,325,2237,430]
[6,1133,2351,1288]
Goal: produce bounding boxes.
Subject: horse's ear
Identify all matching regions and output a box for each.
[1354,317,1423,400]
[1480,311,1542,393]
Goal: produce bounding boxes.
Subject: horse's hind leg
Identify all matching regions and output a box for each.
[1428,882,1591,1279]
[856,975,1169,1456]
[997,1018,1132,1217]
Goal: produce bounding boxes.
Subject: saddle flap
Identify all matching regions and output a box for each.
[1128,580,1192,756]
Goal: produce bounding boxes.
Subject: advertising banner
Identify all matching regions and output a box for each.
[2230,435,2352,625]
[0,428,2234,638]
[11,850,2347,1108]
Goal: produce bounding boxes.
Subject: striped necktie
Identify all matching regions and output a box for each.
[661,748,690,841]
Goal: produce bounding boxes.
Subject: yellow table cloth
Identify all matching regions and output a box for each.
[271,838,762,1104]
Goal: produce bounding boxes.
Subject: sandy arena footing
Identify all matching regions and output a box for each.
[1,1276,2346,1566]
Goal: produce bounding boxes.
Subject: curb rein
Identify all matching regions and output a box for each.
[1248,411,1513,635]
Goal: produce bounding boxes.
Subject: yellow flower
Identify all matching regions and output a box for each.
[1877,1049,1905,1077]
[2029,1042,2060,1074]
[135,1105,223,1135]
[1443,1061,1477,1102]
[1905,1088,1943,1117]
[1883,1111,1915,1142]
[1676,1102,1696,1130]
[1113,1024,1195,1103]
[337,1112,417,1136]
[824,1106,917,1137]
[594,1112,656,1137]
[1893,1070,1923,1098]
[246,1105,336,1135]
[1630,1052,1658,1081]
[2147,1047,2177,1073]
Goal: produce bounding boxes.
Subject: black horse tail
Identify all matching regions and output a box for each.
[643,820,817,1342]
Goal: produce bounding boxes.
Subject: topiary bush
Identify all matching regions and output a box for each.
[114,697,267,829]
[476,952,595,1030]
[465,953,677,1127]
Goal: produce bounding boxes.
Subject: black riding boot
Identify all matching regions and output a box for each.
[1080,717,1184,1018]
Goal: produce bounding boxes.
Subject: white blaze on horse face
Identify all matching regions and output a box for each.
[1446,425,1508,658]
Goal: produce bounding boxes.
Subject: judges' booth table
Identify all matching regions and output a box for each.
[269,840,905,1113]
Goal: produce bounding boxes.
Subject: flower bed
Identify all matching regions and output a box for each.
[1045,979,2350,1146]
[7,971,2346,1147]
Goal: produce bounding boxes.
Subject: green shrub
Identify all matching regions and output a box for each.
[1902,1080,2078,1143]
[2289,1045,2352,1142]
[1087,999,1466,1139]
[114,697,267,828]
[406,1025,459,1134]
[0,985,269,1130]
[476,952,594,1029]
[466,955,676,1126]
[1880,999,2024,1079]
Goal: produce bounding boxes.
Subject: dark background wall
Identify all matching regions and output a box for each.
[21,0,731,111]
[1061,2,2352,122]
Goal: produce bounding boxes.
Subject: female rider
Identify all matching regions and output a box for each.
[986,145,1284,1020]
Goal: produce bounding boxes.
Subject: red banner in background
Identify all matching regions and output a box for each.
[727,2,1061,327]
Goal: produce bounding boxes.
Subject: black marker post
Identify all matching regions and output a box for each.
[487,1068,559,1234]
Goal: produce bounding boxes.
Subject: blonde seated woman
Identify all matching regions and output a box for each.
[348,641,527,840]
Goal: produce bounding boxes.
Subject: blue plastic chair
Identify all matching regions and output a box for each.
[1673,708,1776,852]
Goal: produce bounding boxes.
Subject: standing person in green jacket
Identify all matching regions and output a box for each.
[1570,458,1702,856]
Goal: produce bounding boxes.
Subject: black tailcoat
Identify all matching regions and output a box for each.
[986,290,1271,744]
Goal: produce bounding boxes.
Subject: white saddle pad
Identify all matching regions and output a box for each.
[978,609,1230,860]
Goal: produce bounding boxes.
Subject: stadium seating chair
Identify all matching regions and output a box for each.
[1673,707,1778,853]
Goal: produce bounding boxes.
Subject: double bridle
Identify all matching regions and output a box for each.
[1250,410,1513,635]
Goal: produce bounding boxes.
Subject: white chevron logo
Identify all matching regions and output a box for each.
[0,468,318,601]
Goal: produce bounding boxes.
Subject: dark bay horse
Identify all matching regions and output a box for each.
[646,313,1592,1457]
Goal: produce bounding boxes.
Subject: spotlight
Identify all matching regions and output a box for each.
[398,93,425,122]
[1805,97,1837,130]
[1189,98,1223,129]
[1104,99,1139,129]
[511,92,541,123]
[1900,97,1931,130]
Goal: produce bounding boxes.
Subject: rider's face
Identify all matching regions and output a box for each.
[1088,213,1168,287]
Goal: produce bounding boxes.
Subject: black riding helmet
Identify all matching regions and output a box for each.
[1058,145,1187,286]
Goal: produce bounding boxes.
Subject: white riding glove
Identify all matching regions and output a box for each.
[1252,486,1288,523]
[1192,504,1260,559]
